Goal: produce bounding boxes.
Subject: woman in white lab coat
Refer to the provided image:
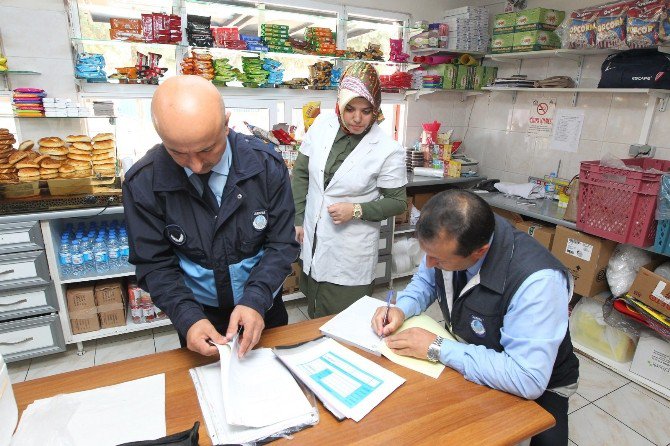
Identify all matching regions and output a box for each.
[292,62,408,318]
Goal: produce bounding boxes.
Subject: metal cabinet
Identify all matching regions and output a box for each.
[0,220,63,362]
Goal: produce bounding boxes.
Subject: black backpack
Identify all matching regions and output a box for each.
[598,48,670,89]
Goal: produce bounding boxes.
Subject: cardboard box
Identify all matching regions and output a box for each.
[94,280,127,329]
[628,263,670,318]
[629,330,670,389]
[513,30,561,52]
[493,12,517,35]
[66,285,100,335]
[515,7,565,32]
[492,207,524,224]
[413,193,436,211]
[515,220,556,250]
[491,33,515,53]
[551,226,618,297]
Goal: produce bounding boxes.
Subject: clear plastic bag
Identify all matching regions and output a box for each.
[606,244,653,297]
[570,295,638,362]
[656,175,670,220]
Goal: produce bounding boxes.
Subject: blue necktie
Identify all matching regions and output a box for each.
[196,172,219,214]
[452,269,468,298]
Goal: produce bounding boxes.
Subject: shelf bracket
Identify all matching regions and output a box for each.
[658,95,668,112]
[571,92,579,107]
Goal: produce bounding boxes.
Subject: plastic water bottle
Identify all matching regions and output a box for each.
[65,223,75,239]
[119,230,129,265]
[94,237,109,273]
[58,236,72,277]
[81,237,94,273]
[70,240,85,277]
[107,236,120,269]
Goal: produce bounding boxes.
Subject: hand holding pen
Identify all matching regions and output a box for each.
[372,289,405,338]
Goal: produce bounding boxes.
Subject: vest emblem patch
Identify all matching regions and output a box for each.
[470,315,486,338]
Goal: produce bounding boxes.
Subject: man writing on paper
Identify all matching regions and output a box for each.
[123,76,299,358]
[372,190,579,446]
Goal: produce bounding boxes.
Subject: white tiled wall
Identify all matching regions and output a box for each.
[404,53,670,182]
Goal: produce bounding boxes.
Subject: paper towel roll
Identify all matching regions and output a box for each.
[413,167,443,178]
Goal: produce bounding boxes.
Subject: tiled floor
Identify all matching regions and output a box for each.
[7,283,670,446]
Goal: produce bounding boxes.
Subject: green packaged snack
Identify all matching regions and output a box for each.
[491,33,515,53]
[436,64,458,89]
[455,65,472,90]
[494,12,517,35]
[513,30,561,52]
[515,8,565,32]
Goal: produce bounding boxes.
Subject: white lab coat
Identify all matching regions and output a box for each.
[299,113,407,286]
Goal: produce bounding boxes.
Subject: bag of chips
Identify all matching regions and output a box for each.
[303,102,320,132]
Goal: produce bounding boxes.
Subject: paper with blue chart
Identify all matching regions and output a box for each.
[273,336,405,422]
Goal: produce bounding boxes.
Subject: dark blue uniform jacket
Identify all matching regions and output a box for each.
[122,130,299,336]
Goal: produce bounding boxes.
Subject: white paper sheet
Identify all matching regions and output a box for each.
[550,108,584,152]
[215,339,316,428]
[319,295,388,355]
[190,359,318,445]
[274,337,405,422]
[11,374,166,446]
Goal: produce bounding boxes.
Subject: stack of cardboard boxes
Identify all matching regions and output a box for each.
[67,279,127,335]
[491,7,565,53]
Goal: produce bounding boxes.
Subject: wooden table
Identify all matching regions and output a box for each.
[13,318,554,445]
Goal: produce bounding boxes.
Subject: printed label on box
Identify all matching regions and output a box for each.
[565,237,593,262]
[652,281,670,305]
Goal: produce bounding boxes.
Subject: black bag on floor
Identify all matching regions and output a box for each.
[598,48,670,89]
[116,422,200,446]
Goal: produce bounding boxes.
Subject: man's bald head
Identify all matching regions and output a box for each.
[151,76,230,174]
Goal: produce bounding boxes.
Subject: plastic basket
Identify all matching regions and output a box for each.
[577,158,670,247]
[654,219,670,254]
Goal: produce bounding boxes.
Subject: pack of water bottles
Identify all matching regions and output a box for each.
[58,219,131,278]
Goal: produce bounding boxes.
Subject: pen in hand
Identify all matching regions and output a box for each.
[380,289,395,339]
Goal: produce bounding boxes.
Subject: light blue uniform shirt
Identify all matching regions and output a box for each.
[396,252,569,400]
[178,141,232,307]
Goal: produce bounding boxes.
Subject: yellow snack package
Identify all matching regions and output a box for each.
[303,101,321,132]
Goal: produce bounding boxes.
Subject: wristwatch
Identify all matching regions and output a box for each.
[427,336,444,363]
[353,203,363,219]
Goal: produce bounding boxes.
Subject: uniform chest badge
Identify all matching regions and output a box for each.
[252,210,268,231]
[165,224,186,246]
[470,315,486,338]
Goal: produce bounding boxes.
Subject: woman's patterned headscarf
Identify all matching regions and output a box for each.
[336,62,383,133]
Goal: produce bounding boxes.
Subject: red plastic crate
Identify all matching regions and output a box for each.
[577,158,670,247]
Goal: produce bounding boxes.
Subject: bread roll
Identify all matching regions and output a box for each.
[38,137,65,148]
[40,158,62,168]
[68,147,92,155]
[92,139,115,150]
[39,168,59,175]
[18,167,40,177]
[71,142,93,151]
[92,133,114,142]
[0,167,16,173]
[15,160,40,169]
[58,164,76,174]
[8,151,29,165]
[93,163,116,171]
[67,153,93,162]
[40,173,59,180]
[72,169,91,178]
[93,153,116,162]
[65,135,91,143]
[39,146,68,156]
[71,162,92,171]
[18,140,34,151]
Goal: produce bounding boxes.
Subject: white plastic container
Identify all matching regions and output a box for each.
[0,353,18,445]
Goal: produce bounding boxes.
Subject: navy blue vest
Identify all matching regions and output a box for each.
[434,215,579,390]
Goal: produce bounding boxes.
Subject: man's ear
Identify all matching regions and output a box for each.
[472,243,490,261]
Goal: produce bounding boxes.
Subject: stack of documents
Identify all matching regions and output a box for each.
[190,337,319,445]
[273,337,405,422]
[319,295,455,378]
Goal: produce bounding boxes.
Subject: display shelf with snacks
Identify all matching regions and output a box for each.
[410,48,486,58]
[404,88,485,101]
[483,48,619,62]
[71,37,181,49]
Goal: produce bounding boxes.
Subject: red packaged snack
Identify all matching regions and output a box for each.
[626,0,665,48]
[141,13,154,43]
[110,18,142,32]
[566,7,600,48]
[596,1,636,49]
